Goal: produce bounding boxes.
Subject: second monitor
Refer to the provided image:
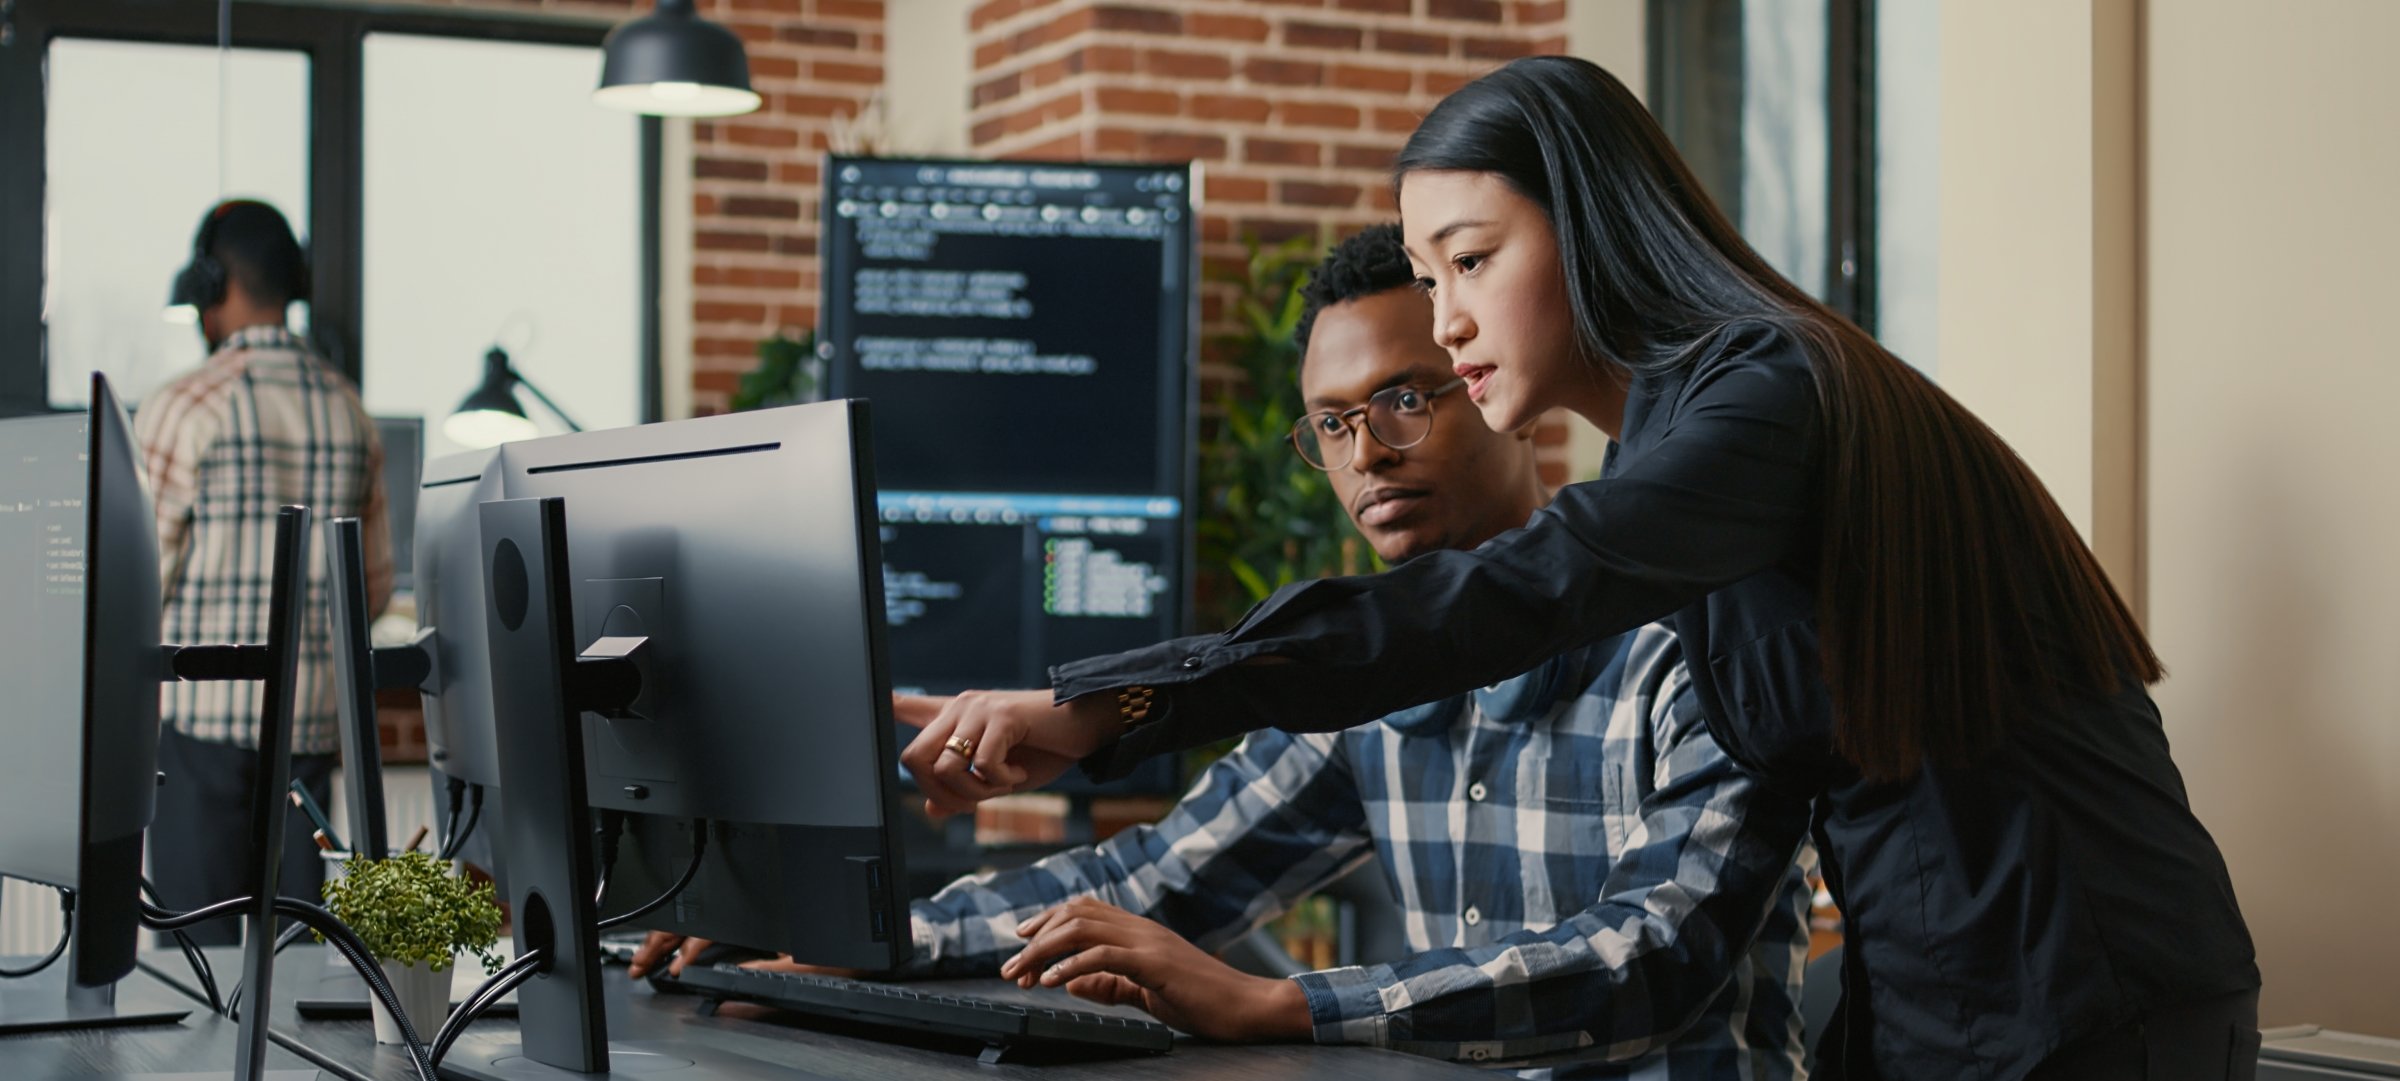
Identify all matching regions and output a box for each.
[821,156,1197,796]
[414,401,910,975]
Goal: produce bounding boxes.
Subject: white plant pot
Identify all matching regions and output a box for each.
[373,955,454,1046]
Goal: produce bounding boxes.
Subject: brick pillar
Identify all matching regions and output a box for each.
[964,0,1581,486]
[684,0,889,415]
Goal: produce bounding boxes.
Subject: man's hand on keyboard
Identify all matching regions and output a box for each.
[894,691,1099,818]
[999,897,1309,1043]
[624,932,861,981]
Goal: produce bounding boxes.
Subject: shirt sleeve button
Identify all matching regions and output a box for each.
[1180,655,1203,670]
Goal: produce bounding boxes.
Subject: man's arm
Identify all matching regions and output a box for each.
[902,725,1374,979]
[1288,684,1813,1065]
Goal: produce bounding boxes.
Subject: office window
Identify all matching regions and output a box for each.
[1648,0,1874,328]
[42,39,309,408]
[1739,0,1832,301]
[1876,0,1938,373]
[361,33,644,463]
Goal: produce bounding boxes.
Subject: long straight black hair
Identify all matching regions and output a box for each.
[1396,56,2161,781]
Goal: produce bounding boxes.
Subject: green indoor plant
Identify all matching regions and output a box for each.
[320,851,504,1045]
[1195,233,1382,633]
[731,329,820,412]
[1183,234,1382,781]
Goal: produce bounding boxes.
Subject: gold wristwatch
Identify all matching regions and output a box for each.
[1115,685,1157,731]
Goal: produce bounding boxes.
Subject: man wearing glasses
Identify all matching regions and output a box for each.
[637,225,1816,1080]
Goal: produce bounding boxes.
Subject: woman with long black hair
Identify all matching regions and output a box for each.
[902,56,2258,1081]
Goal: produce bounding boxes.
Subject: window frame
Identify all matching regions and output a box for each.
[0,0,663,420]
[1645,0,1879,332]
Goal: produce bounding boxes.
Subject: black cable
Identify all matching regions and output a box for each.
[432,817,708,1064]
[434,776,467,861]
[439,783,484,863]
[222,921,310,1019]
[137,877,222,1015]
[0,887,72,978]
[141,893,253,930]
[592,810,625,907]
[171,923,225,1016]
[597,818,707,932]
[429,946,546,1065]
[139,894,438,1081]
[268,898,437,1081]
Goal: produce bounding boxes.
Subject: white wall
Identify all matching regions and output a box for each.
[2145,0,2400,1033]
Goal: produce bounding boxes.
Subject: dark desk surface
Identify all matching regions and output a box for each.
[141,946,1486,1081]
[0,966,318,1077]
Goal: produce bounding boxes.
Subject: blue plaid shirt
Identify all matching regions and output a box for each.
[905,625,1816,1079]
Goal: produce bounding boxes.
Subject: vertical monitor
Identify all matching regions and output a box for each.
[821,156,1195,793]
[0,375,164,988]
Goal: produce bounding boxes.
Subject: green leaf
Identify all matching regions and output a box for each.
[730,330,819,413]
[1227,557,1271,602]
[1194,234,1358,632]
[318,851,505,972]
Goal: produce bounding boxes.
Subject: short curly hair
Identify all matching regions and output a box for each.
[1294,222,1417,358]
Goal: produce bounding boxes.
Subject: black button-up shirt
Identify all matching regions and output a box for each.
[1055,324,2256,1080]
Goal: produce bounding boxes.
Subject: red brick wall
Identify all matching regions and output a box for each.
[684,0,888,415]
[962,0,1577,484]
[416,0,1582,479]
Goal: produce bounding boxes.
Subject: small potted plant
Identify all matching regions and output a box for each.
[321,850,505,1045]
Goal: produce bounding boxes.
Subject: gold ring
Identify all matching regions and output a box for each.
[944,735,977,759]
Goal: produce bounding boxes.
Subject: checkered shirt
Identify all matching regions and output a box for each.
[905,624,1817,1080]
[133,324,393,754]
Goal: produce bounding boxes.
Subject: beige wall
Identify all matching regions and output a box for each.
[1933,0,2143,606]
[2145,0,2400,1032]
[1562,0,1646,483]
[883,1,971,156]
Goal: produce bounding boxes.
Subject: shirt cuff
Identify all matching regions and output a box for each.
[1048,632,1226,702]
[1289,965,1400,1048]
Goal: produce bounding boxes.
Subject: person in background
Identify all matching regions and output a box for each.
[138,199,393,941]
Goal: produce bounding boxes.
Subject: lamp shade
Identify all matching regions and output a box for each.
[444,348,539,448]
[593,0,762,118]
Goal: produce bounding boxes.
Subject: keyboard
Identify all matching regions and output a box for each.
[663,964,1174,1064]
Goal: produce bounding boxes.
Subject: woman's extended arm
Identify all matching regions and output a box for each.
[904,330,1822,788]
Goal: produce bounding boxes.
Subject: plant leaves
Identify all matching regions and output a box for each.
[318,851,505,972]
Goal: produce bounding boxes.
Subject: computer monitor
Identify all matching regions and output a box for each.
[416,447,506,792]
[419,402,910,1079]
[375,416,424,594]
[821,155,1195,797]
[326,517,390,863]
[0,375,188,1034]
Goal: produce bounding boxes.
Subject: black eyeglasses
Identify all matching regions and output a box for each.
[1289,377,1468,471]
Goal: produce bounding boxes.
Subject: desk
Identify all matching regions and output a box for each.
[142,946,1486,1081]
[0,966,317,1076]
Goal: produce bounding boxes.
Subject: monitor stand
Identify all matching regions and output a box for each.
[441,497,821,1081]
[0,937,188,1036]
[129,505,323,1081]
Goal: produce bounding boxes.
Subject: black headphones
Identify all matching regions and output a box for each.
[169,200,310,312]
